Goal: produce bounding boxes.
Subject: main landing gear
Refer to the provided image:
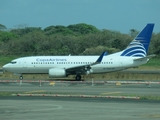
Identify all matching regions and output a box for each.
[19,75,23,80]
[75,74,81,81]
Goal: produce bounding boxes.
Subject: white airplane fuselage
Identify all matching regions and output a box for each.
[3,55,147,75]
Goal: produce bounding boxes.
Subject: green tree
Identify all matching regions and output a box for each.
[0,24,6,31]
[0,23,158,57]
[150,32,160,55]
[68,23,100,35]
[82,46,120,55]
[11,27,42,36]
[0,31,17,42]
[130,29,139,37]
[44,25,73,35]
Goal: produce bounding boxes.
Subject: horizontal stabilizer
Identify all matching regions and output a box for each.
[134,54,156,61]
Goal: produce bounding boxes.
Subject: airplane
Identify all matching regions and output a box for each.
[3,23,155,81]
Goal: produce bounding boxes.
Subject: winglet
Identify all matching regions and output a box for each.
[104,52,108,56]
[91,52,105,66]
[96,51,105,63]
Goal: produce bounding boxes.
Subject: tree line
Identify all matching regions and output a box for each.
[0,23,160,57]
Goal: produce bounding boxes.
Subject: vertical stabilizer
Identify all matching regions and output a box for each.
[120,23,154,57]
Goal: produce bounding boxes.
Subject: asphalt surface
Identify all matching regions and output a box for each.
[0,96,160,120]
[0,82,160,120]
[0,82,160,96]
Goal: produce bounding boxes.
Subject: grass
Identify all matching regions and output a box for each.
[143,58,160,67]
[1,72,160,81]
[0,92,14,96]
[1,92,160,101]
[140,95,160,100]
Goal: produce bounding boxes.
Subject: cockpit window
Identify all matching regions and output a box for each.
[10,61,17,64]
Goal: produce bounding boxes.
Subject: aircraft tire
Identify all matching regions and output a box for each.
[19,76,23,80]
[75,75,81,81]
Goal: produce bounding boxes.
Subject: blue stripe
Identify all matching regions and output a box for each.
[132,54,145,57]
[121,46,146,56]
[125,50,146,56]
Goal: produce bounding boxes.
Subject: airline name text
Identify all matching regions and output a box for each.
[36,58,67,62]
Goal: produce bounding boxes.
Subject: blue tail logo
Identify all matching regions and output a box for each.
[121,23,154,57]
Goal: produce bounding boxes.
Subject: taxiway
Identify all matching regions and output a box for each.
[0,81,160,120]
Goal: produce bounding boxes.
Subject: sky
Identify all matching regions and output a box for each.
[0,0,160,33]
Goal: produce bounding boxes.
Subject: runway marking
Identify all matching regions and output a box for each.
[50,82,55,85]
[101,92,122,95]
[24,90,46,94]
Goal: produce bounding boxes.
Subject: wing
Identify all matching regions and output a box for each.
[66,52,106,75]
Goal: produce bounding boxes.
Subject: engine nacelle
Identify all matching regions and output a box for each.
[49,68,66,78]
[86,69,93,74]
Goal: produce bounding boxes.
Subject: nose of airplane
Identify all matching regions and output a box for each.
[3,64,10,70]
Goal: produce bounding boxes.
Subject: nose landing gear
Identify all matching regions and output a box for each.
[19,75,23,86]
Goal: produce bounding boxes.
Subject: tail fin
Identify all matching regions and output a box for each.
[120,23,154,57]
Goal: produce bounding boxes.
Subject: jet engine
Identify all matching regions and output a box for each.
[86,69,93,75]
[49,68,66,77]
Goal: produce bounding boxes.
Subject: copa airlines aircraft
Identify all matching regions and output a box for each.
[3,23,155,81]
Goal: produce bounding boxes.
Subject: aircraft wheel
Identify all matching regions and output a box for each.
[75,75,81,81]
[19,76,23,80]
